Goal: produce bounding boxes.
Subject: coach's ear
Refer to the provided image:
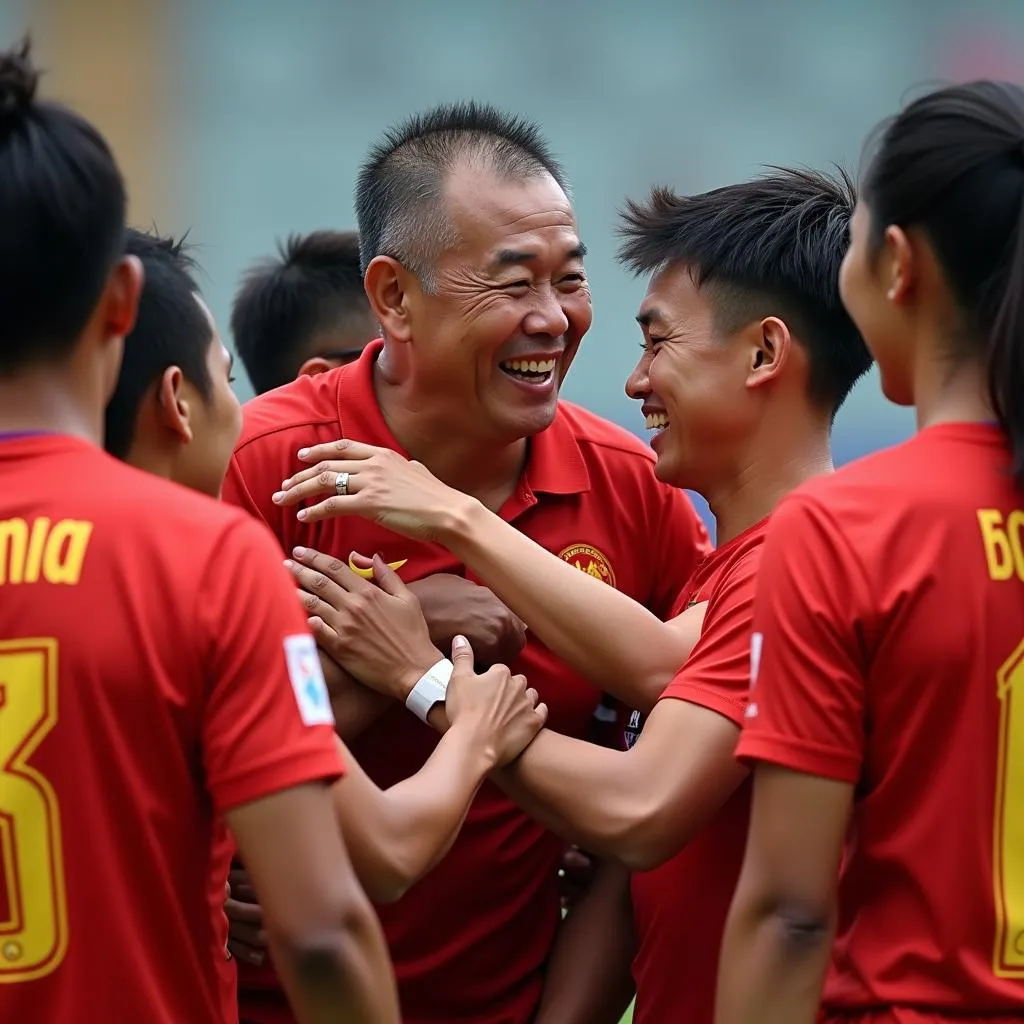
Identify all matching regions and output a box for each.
[297,356,340,379]
[156,365,194,444]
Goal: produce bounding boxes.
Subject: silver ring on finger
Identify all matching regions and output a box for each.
[335,471,350,497]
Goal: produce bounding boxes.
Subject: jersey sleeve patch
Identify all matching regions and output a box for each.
[284,634,335,727]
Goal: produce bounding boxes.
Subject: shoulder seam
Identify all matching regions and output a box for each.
[235,414,340,455]
[782,490,874,611]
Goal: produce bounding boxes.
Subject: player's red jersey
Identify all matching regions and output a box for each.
[737,423,1024,1021]
[223,341,710,1024]
[626,517,768,1024]
[0,434,344,1023]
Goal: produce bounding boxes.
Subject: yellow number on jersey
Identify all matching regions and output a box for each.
[0,639,67,983]
[994,638,1024,977]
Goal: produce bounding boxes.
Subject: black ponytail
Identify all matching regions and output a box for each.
[861,81,1024,487]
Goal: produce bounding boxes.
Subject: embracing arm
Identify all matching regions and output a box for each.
[439,499,702,711]
[716,767,850,1024]
[495,697,746,872]
[275,442,705,712]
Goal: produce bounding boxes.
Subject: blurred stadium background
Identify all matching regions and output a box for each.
[7,0,1024,533]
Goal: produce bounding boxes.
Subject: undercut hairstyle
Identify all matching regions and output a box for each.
[860,80,1024,486]
[0,38,127,374]
[618,167,871,415]
[104,229,213,460]
[231,230,374,394]
[354,101,566,288]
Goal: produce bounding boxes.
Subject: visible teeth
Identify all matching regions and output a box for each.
[645,412,669,430]
[501,358,557,374]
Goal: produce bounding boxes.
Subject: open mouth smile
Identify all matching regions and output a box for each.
[499,358,557,385]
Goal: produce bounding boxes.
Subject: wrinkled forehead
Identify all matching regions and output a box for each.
[443,164,580,262]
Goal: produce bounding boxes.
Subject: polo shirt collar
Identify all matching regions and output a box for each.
[335,340,590,499]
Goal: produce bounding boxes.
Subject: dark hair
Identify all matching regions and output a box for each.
[860,81,1024,486]
[354,101,566,287]
[618,167,871,414]
[231,230,374,394]
[0,38,127,374]
[103,229,213,460]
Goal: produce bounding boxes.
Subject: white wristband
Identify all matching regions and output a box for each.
[405,658,454,723]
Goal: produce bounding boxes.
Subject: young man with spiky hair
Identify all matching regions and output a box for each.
[232,230,378,395]
[223,101,710,1024]
[0,41,398,1024]
[271,167,872,1024]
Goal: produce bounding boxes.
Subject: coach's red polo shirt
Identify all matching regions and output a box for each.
[223,341,710,1024]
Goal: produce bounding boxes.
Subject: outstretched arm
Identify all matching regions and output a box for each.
[439,499,704,710]
[495,697,746,871]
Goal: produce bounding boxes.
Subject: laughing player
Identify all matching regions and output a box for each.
[718,82,1024,1023]
[0,41,397,1024]
[273,167,871,1024]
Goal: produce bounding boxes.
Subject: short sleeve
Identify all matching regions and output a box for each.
[647,487,713,619]
[735,494,870,784]
[659,546,762,728]
[198,515,344,814]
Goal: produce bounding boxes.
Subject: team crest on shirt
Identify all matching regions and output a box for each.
[558,544,616,588]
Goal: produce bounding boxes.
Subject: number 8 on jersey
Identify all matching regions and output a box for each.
[0,638,68,983]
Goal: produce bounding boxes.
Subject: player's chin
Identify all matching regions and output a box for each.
[652,439,686,488]
[652,449,678,485]
[492,398,560,440]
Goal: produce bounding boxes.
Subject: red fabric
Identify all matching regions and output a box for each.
[738,423,1024,1016]
[225,341,711,1024]
[629,517,769,1024]
[0,435,342,1023]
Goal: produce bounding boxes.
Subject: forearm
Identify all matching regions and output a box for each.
[493,731,653,869]
[331,686,392,742]
[406,579,461,652]
[444,501,688,710]
[715,897,833,1024]
[336,725,491,901]
[267,902,400,1024]
[535,860,636,1024]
